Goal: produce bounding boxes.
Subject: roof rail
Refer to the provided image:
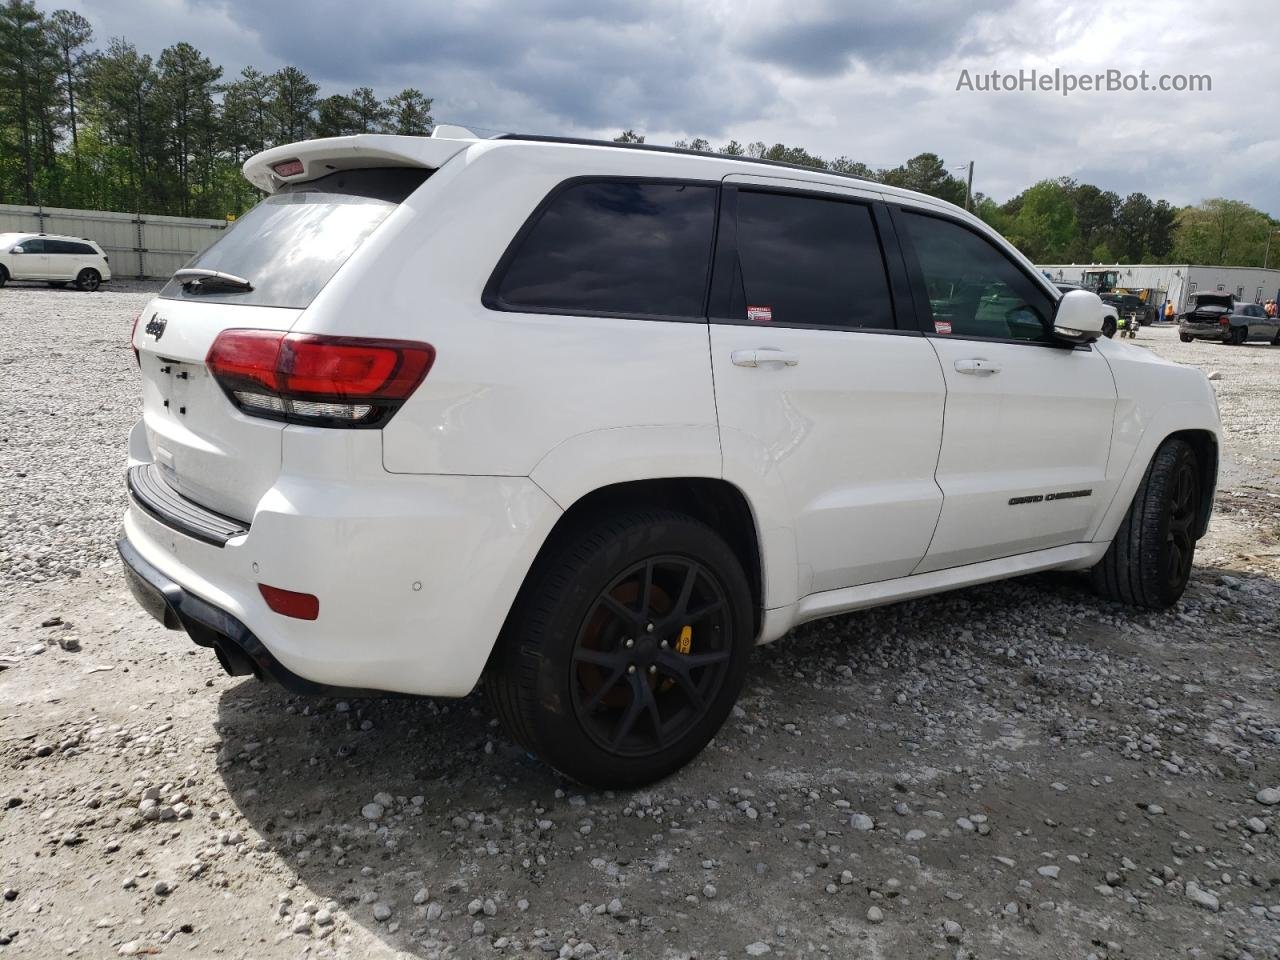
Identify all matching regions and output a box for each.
[495,133,878,188]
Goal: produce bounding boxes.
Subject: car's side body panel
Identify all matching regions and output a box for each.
[116,133,1223,700]
[1087,340,1220,543]
[0,234,111,284]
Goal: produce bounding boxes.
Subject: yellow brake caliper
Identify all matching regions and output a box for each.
[676,624,692,655]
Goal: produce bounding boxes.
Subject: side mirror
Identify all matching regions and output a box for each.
[10,245,24,254]
[1053,289,1106,344]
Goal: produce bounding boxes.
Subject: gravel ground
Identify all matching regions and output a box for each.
[0,287,1278,960]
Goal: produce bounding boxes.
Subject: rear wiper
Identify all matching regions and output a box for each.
[173,268,253,292]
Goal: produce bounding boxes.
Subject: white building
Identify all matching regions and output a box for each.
[1037,263,1280,313]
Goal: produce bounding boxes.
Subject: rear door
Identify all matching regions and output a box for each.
[44,239,79,280]
[710,177,946,596]
[892,206,1118,573]
[132,167,431,521]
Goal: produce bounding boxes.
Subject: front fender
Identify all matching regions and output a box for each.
[1088,397,1220,544]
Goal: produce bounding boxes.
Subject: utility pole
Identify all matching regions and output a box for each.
[1266,229,1280,270]
[964,161,974,212]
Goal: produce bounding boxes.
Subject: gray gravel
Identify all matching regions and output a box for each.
[0,282,160,597]
[0,301,1278,959]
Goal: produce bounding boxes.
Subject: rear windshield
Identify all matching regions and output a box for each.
[160,168,429,308]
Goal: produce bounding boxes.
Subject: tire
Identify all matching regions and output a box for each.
[1228,326,1247,345]
[1102,317,1117,339]
[0,266,7,288]
[75,268,101,292]
[486,508,754,788]
[1179,333,1193,343]
[1090,438,1200,610]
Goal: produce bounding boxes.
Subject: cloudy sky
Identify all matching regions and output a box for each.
[53,0,1279,214]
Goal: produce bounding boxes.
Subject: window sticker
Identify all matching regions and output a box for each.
[934,319,953,335]
[747,305,772,323]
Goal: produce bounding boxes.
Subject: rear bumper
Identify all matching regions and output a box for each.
[121,432,562,696]
[119,537,378,695]
[1179,323,1228,341]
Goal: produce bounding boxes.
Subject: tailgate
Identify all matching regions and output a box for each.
[130,138,465,524]
[133,299,300,522]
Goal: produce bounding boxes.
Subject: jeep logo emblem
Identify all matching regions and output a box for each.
[145,315,167,340]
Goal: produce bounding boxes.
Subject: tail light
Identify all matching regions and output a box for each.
[206,329,434,428]
[1219,316,1230,325]
[258,584,319,620]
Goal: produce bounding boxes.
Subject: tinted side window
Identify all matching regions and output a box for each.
[728,191,893,329]
[492,180,716,318]
[17,237,44,253]
[46,240,89,254]
[900,211,1054,343]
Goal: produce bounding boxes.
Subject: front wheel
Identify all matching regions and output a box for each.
[75,268,101,292]
[1179,332,1193,343]
[486,509,754,788]
[1091,438,1200,609]
[1228,326,1247,345]
[0,266,8,288]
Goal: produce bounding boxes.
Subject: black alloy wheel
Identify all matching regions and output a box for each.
[570,556,733,758]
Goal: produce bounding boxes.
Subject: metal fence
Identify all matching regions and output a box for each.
[0,204,230,279]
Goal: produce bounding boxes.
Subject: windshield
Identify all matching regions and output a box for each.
[160,167,429,309]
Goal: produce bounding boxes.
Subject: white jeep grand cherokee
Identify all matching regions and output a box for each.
[121,131,1221,787]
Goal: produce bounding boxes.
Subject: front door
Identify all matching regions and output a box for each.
[13,237,48,278]
[710,178,947,598]
[892,207,1118,573]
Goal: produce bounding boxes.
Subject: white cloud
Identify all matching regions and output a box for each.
[46,0,1280,214]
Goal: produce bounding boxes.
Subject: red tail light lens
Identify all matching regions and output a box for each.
[258,584,319,620]
[1219,316,1230,325]
[206,330,434,428]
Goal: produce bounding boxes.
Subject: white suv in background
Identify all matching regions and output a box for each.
[0,232,111,290]
[120,132,1221,787]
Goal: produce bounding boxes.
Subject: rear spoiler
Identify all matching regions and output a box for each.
[243,134,474,193]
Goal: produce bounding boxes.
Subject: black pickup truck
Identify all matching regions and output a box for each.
[1100,293,1157,327]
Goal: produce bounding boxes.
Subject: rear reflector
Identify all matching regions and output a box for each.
[258,584,319,620]
[206,330,434,428]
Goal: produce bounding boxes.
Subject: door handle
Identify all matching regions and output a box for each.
[954,357,1000,376]
[731,348,800,368]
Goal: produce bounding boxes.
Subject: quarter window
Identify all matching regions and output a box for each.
[492,180,717,318]
[900,211,1054,343]
[727,191,893,329]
